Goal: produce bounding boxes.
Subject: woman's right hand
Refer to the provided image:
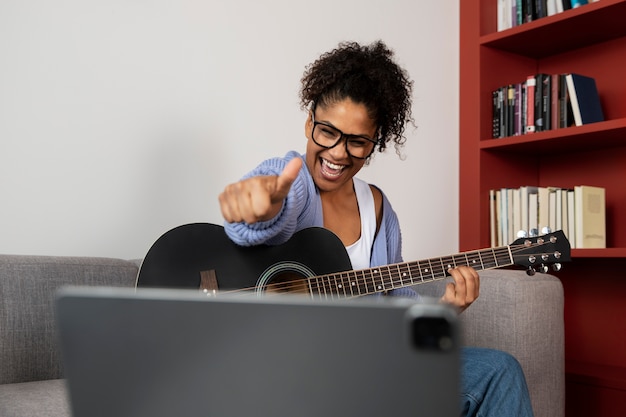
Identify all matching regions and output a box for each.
[218,157,302,224]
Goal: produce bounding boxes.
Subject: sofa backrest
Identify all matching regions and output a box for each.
[0,255,138,384]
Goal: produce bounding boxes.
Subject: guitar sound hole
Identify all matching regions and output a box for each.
[265,272,310,294]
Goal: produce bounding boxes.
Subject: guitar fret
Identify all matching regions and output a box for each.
[346,271,355,297]
[477,250,485,269]
[348,271,360,296]
[374,268,387,292]
[331,275,341,297]
[495,247,513,267]
[396,264,407,286]
[391,265,401,287]
[380,267,394,290]
[339,272,348,298]
[482,249,498,269]
[364,269,373,293]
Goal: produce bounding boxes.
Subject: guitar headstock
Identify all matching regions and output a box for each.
[511,230,571,275]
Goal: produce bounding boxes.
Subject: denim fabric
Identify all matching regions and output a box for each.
[461,347,534,417]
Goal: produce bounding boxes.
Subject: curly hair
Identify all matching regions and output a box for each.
[299,40,414,156]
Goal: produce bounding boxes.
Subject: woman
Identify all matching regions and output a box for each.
[219,40,534,417]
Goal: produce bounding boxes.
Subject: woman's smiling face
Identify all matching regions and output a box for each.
[304,99,377,194]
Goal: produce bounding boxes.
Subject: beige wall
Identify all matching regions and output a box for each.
[0,0,459,260]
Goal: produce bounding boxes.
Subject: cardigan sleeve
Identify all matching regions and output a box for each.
[223,151,320,246]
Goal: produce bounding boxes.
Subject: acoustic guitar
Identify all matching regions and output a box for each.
[136,223,570,297]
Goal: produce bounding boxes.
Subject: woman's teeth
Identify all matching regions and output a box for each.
[321,158,345,177]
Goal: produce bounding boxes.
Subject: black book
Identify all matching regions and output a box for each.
[541,74,551,131]
[492,89,501,138]
[565,73,604,126]
[534,73,547,131]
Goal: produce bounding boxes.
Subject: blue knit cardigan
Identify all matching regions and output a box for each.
[224,151,418,299]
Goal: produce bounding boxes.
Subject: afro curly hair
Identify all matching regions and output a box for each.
[299,40,414,156]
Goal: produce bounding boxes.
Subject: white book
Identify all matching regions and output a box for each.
[512,188,522,239]
[549,189,557,234]
[537,187,551,234]
[560,189,570,240]
[529,192,539,237]
[490,189,497,247]
[555,188,563,232]
[546,0,558,15]
[496,190,503,247]
[520,186,538,237]
[498,0,512,31]
[507,188,515,243]
[574,185,606,248]
[567,190,576,248]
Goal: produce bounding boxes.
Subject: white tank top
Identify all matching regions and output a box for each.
[345,178,376,270]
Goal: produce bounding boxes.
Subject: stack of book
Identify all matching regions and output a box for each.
[492,73,604,138]
[489,185,606,249]
[497,0,596,31]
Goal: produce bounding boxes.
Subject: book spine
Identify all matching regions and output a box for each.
[525,76,536,133]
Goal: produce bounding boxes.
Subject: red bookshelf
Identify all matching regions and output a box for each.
[460,1,626,415]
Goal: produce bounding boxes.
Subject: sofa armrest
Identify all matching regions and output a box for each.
[0,255,139,385]
[414,269,564,417]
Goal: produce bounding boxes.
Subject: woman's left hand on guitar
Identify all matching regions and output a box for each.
[442,266,480,313]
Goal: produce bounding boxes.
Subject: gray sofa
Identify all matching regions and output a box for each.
[0,254,564,417]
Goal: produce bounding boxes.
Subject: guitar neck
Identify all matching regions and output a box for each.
[307,245,513,298]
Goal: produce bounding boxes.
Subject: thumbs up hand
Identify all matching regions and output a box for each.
[219,158,303,224]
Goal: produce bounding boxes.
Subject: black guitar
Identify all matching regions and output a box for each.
[136,223,570,297]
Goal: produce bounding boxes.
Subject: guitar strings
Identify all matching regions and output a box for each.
[212,240,558,298]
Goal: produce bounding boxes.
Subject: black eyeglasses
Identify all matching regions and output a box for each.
[310,112,379,160]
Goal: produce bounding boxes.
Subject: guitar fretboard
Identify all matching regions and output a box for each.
[307,246,513,298]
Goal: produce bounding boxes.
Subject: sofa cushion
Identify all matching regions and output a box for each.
[0,379,69,417]
[0,255,138,384]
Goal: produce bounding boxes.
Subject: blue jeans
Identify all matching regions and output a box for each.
[461,347,534,417]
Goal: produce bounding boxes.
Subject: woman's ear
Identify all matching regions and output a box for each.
[304,111,313,139]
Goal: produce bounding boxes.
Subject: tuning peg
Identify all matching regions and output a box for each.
[552,263,562,272]
[526,266,536,276]
[539,264,549,274]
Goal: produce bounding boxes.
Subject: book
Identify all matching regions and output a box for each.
[546,0,558,15]
[529,192,539,237]
[520,186,538,237]
[558,74,572,128]
[541,74,551,131]
[551,73,560,130]
[525,76,536,133]
[570,0,588,7]
[565,73,604,126]
[492,90,501,138]
[537,187,551,234]
[498,0,512,31]
[490,189,497,247]
[574,185,606,248]
[567,190,576,248]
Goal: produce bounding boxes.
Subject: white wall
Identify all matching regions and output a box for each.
[0,0,459,261]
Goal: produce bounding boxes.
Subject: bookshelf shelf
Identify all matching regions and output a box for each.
[480,0,626,58]
[461,1,626,416]
[480,118,626,153]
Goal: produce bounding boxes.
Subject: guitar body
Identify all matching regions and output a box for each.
[136,223,353,294]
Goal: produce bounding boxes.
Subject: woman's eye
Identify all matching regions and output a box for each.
[320,127,337,137]
[348,139,368,147]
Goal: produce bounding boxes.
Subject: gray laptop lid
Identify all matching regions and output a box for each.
[56,287,460,417]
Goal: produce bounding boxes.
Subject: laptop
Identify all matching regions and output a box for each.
[56,287,460,417]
